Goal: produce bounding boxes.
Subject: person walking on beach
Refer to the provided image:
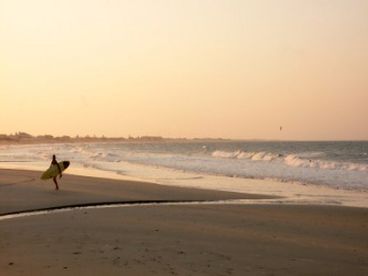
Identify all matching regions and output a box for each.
[51,154,62,190]
[40,155,69,190]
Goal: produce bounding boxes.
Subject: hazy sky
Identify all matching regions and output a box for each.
[1,0,367,140]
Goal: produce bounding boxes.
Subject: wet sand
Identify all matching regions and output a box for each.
[1,169,367,275]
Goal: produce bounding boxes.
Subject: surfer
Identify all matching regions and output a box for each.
[51,155,62,190]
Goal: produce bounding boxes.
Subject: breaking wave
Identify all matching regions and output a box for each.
[212,150,367,172]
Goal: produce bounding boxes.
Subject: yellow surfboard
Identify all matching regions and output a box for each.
[41,161,70,180]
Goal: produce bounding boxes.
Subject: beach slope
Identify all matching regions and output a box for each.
[1,169,367,275]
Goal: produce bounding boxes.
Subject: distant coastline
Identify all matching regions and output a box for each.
[0,132,230,145]
[1,132,366,145]
[0,131,168,144]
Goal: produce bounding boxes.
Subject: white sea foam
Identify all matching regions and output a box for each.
[211,149,368,173]
[212,150,279,161]
[212,150,241,158]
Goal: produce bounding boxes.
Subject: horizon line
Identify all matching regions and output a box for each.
[1,132,367,142]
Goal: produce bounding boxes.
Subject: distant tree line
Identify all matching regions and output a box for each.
[0,132,165,144]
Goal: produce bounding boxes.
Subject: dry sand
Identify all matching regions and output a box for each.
[1,169,367,275]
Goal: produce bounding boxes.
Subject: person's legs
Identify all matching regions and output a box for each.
[53,177,59,190]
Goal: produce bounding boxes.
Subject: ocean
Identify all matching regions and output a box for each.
[0,140,367,192]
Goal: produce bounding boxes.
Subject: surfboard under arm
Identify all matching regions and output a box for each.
[41,161,70,180]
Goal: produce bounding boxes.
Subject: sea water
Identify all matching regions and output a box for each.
[0,141,367,206]
[0,141,367,190]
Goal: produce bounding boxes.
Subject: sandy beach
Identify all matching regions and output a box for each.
[2,0,368,274]
[1,169,368,275]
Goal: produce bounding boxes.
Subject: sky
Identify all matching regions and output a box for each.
[1,0,367,140]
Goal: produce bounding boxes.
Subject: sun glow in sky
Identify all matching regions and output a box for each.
[1,0,367,140]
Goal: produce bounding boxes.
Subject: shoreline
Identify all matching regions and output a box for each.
[1,163,367,208]
[1,168,368,275]
[0,168,274,215]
